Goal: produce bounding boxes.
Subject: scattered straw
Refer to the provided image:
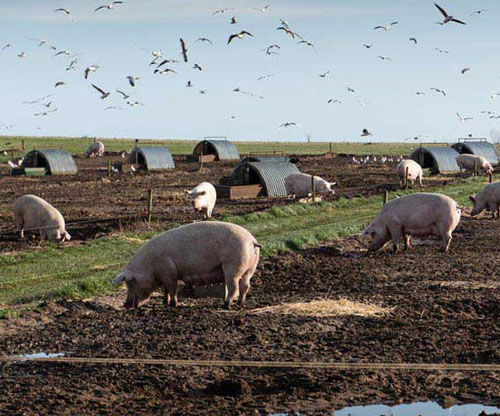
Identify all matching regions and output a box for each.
[120,236,146,244]
[249,298,393,318]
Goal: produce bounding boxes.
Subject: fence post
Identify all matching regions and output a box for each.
[311,175,316,201]
[474,160,478,177]
[107,160,112,177]
[329,143,332,154]
[383,189,389,205]
[489,172,493,183]
[21,139,25,151]
[199,151,204,171]
[405,166,409,189]
[147,189,153,223]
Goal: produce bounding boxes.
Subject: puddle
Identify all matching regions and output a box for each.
[272,401,500,416]
[16,352,65,360]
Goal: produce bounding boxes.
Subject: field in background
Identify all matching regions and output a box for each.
[0,176,488,311]
[0,135,427,160]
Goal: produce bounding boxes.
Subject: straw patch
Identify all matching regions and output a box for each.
[249,298,393,318]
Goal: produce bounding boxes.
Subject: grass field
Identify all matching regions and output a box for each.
[0,176,489,312]
[0,135,431,161]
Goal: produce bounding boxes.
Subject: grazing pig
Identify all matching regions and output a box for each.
[87,141,105,158]
[397,159,423,188]
[111,221,261,310]
[13,195,71,243]
[362,193,461,252]
[469,182,500,218]
[186,182,217,219]
[285,173,336,197]
[456,154,493,175]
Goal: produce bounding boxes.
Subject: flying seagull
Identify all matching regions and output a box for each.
[377,55,392,61]
[53,50,71,57]
[252,5,270,12]
[374,22,398,31]
[186,81,193,88]
[362,43,373,49]
[95,1,125,12]
[127,101,144,108]
[228,31,253,44]
[34,108,58,116]
[1,43,11,51]
[415,91,426,95]
[430,87,446,96]
[409,37,417,44]
[154,68,177,75]
[277,26,301,39]
[127,75,139,86]
[457,113,473,123]
[434,3,466,25]
[66,58,78,71]
[318,71,330,78]
[264,44,280,55]
[54,8,71,15]
[196,38,213,45]
[327,99,342,104]
[298,40,317,52]
[346,87,355,93]
[213,8,233,15]
[54,81,66,87]
[84,65,99,79]
[17,52,27,58]
[230,16,238,24]
[461,68,470,74]
[180,38,188,62]
[256,74,274,81]
[116,90,130,99]
[279,121,301,129]
[361,129,372,137]
[92,84,110,99]
[470,9,489,16]
[435,47,450,54]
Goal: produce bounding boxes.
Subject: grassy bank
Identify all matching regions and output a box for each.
[0,176,488,310]
[0,135,422,160]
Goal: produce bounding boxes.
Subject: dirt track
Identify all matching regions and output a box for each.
[1,214,500,415]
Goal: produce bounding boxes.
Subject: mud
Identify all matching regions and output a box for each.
[1,214,500,415]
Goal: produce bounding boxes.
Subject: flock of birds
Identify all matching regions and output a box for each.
[0,2,499,138]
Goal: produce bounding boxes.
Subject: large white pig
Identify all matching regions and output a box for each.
[186,182,217,219]
[397,159,423,188]
[87,141,105,158]
[456,154,493,175]
[111,221,261,310]
[362,193,461,252]
[13,195,71,243]
[469,182,500,218]
[285,173,336,197]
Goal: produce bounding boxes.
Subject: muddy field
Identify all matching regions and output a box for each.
[1,213,500,415]
[0,152,456,252]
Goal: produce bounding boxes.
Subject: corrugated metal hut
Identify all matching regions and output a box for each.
[192,139,240,161]
[21,149,78,175]
[451,140,499,166]
[220,161,300,198]
[129,147,175,171]
[409,147,460,174]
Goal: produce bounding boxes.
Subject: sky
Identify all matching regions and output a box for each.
[1,0,500,142]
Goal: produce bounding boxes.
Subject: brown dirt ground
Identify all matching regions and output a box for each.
[0,152,459,252]
[1,213,500,415]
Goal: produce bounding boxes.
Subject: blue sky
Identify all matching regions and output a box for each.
[0,0,499,142]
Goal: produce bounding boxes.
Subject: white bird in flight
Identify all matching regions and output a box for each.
[253,5,270,12]
[457,113,473,123]
[279,121,301,129]
[95,1,125,12]
[434,3,466,25]
[374,22,398,31]
[127,75,139,87]
[430,87,446,96]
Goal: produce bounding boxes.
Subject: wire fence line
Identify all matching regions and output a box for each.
[1,356,500,372]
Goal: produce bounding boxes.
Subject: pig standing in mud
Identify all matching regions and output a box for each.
[285,173,336,197]
[456,154,493,175]
[87,141,105,158]
[185,182,217,219]
[13,195,71,243]
[111,221,260,310]
[469,182,500,218]
[397,159,423,188]
[362,193,461,252]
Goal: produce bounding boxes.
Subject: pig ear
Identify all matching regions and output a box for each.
[185,190,192,195]
[110,270,133,284]
[469,195,476,203]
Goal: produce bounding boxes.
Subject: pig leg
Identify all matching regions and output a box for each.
[419,174,423,188]
[15,214,24,240]
[223,263,247,310]
[388,221,403,252]
[158,260,179,307]
[165,279,179,307]
[207,206,213,219]
[403,234,411,251]
[238,256,259,306]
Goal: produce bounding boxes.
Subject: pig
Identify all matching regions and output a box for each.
[362,193,461,252]
[186,182,217,219]
[111,221,261,310]
[469,182,500,218]
[397,159,423,188]
[456,154,493,175]
[13,195,71,243]
[87,141,105,158]
[285,173,336,197]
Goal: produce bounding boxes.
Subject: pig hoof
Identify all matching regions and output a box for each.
[169,300,177,307]
[222,302,231,310]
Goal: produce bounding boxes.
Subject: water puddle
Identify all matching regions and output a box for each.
[15,352,65,360]
[272,401,500,416]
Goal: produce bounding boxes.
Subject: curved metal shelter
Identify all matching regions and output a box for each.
[21,149,78,175]
[129,147,175,171]
[409,147,460,174]
[193,139,240,161]
[451,141,499,165]
[229,161,300,197]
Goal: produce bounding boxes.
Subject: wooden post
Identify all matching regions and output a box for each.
[474,160,478,177]
[405,166,409,189]
[329,143,332,154]
[147,189,153,223]
[311,175,316,201]
[489,172,493,183]
[383,189,389,205]
[199,151,204,171]
[21,139,25,151]
[107,160,112,177]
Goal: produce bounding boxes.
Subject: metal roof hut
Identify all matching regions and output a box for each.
[21,149,78,175]
[129,146,175,171]
[451,139,499,166]
[409,146,460,174]
[227,161,300,198]
[193,138,240,161]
